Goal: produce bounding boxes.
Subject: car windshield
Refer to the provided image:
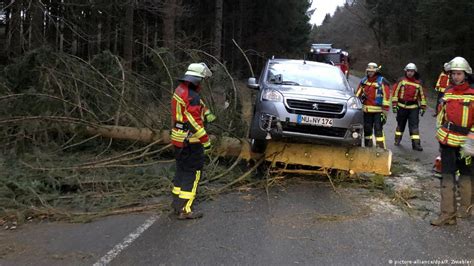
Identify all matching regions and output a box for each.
[266,62,348,90]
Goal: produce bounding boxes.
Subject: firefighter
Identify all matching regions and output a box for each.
[433,62,451,114]
[170,62,214,220]
[356,62,391,148]
[431,56,474,226]
[391,63,427,151]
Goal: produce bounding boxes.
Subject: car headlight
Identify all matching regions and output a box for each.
[262,89,283,102]
[347,97,362,109]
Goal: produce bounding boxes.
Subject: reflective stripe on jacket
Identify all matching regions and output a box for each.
[392,77,426,109]
[171,82,209,147]
[436,83,474,147]
[356,75,391,113]
[435,72,450,93]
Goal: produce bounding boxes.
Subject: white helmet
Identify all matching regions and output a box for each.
[443,62,450,72]
[185,63,213,78]
[404,63,417,72]
[366,62,380,72]
[448,57,472,74]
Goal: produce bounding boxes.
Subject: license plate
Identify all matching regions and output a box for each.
[297,115,333,127]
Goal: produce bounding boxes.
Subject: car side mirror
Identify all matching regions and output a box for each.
[247,77,259,90]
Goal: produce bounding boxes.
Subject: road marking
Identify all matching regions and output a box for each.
[93,214,159,266]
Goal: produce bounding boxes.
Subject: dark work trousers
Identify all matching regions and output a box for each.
[363,112,384,147]
[441,144,473,176]
[172,143,205,213]
[395,107,420,140]
[435,91,445,113]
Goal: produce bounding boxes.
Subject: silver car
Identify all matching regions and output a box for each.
[248,58,363,152]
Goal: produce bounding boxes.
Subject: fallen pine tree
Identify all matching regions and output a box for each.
[0,48,392,225]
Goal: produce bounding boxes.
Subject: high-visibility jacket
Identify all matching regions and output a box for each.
[200,99,212,121]
[392,77,427,109]
[356,75,391,113]
[435,72,450,93]
[171,82,210,148]
[436,82,474,147]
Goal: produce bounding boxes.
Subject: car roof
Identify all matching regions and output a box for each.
[268,58,338,70]
[311,43,333,49]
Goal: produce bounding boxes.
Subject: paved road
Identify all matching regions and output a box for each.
[1,76,472,266]
[347,75,439,168]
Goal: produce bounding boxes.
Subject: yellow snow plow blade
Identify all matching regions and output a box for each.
[263,141,392,175]
[217,138,392,176]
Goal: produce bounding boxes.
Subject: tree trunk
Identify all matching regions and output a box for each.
[123,0,134,70]
[97,22,102,54]
[58,14,64,52]
[214,0,223,59]
[104,16,111,51]
[113,25,119,54]
[162,0,177,50]
[153,20,158,48]
[82,125,392,175]
[71,24,78,55]
[8,0,22,57]
[142,14,148,58]
[30,0,44,49]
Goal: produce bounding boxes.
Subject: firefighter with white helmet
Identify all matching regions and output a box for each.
[170,62,214,220]
[392,63,427,151]
[431,56,474,226]
[433,62,452,115]
[356,62,391,148]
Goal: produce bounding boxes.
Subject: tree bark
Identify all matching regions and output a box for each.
[104,16,111,51]
[30,0,44,49]
[71,24,78,55]
[162,0,180,50]
[8,0,22,57]
[97,22,102,54]
[214,0,223,59]
[123,0,134,70]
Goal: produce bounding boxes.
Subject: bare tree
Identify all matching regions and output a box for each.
[123,0,135,69]
[214,0,223,59]
[29,0,44,49]
[7,0,22,57]
[161,0,183,50]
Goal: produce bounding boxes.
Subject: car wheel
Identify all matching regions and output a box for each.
[250,138,267,153]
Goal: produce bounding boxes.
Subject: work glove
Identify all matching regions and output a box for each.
[462,133,474,156]
[420,108,426,117]
[392,106,398,114]
[205,113,216,123]
[203,141,212,155]
[381,112,387,125]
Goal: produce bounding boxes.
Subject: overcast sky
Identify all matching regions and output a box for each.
[309,0,346,26]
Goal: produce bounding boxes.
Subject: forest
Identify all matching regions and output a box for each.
[312,0,474,85]
[0,0,312,221]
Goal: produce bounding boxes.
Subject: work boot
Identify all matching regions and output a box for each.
[412,140,423,151]
[177,211,204,220]
[457,205,472,218]
[364,139,373,147]
[430,213,456,225]
[376,141,385,149]
[457,175,472,218]
[431,174,457,226]
[171,195,186,215]
[394,136,402,146]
